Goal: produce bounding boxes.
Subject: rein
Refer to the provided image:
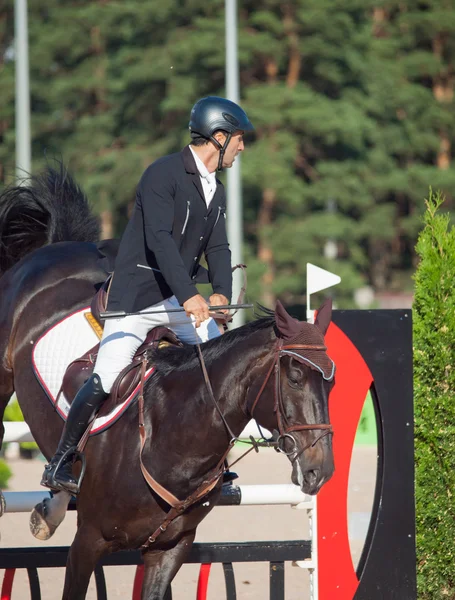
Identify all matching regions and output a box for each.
[136,329,332,550]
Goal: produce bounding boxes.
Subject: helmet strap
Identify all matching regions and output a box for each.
[210,132,232,171]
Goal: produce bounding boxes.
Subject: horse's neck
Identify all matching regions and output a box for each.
[149,326,275,479]
[207,326,275,436]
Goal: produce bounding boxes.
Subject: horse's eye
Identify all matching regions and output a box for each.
[288,376,301,389]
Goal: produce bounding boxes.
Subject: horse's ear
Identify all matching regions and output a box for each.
[314,298,332,335]
[275,299,299,338]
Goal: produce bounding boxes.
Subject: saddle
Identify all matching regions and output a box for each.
[59,279,182,417]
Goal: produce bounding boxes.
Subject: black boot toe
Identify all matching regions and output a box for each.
[41,461,78,494]
[222,470,239,484]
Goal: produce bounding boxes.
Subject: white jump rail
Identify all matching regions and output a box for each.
[2,485,313,513]
[3,421,34,443]
[3,419,271,445]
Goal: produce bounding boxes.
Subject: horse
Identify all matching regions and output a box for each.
[0,165,335,600]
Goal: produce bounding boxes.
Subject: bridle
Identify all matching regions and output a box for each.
[247,338,333,463]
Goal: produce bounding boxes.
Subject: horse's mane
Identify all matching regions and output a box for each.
[151,312,276,377]
[0,160,100,275]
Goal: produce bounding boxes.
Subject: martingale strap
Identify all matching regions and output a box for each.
[137,357,234,548]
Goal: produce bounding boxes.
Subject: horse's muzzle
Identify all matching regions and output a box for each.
[291,449,334,495]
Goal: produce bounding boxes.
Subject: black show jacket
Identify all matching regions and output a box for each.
[107,146,232,313]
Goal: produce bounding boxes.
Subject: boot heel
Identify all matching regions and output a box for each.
[40,374,108,495]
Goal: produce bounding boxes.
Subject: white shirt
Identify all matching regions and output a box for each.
[189,145,217,207]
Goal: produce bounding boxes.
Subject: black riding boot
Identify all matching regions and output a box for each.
[41,374,108,495]
[222,459,238,484]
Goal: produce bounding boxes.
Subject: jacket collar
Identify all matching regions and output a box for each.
[182,145,208,205]
[182,145,198,174]
[181,145,223,212]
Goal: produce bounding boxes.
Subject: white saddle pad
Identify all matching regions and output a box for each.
[32,307,155,435]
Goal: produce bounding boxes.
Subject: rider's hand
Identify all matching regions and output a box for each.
[209,293,230,334]
[183,294,210,328]
[209,294,229,314]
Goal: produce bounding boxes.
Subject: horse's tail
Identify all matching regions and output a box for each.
[0,161,100,275]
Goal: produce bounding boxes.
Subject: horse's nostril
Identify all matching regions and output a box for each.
[304,469,319,486]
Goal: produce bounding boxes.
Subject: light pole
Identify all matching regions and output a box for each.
[225,0,244,326]
[15,0,31,182]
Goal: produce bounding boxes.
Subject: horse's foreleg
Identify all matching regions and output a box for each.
[141,531,196,600]
[62,525,110,600]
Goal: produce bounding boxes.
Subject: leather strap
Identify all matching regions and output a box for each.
[138,358,180,507]
[209,264,248,324]
[286,424,332,432]
[249,340,282,416]
[142,442,233,548]
[137,354,235,549]
[282,343,327,351]
[195,342,237,441]
[230,264,248,316]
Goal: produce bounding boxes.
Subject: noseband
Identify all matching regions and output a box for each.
[248,339,333,463]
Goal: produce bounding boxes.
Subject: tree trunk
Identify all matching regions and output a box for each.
[100,210,113,240]
[372,7,388,38]
[437,132,451,170]
[258,188,276,307]
[265,58,278,83]
[432,34,454,172]
[283,5,301,88]
[91,24,108,112]
[369,240,389,290]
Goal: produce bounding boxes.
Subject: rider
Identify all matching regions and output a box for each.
[41,96,254,495]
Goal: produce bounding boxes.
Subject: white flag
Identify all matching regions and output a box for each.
[307,263,341,295]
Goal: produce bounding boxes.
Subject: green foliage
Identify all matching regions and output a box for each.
[4,397,39,453]
[414,189,455,598]
[0,460,12,489]
[355,393,377,445]
[4,397,23,422]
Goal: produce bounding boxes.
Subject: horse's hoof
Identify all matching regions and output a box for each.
[0,490,6,517]
[29,492,71,540]
[30,500,56,540]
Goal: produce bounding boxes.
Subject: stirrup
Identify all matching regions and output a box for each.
[41,447,87,495]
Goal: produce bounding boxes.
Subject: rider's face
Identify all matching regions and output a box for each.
[220,131,245,168]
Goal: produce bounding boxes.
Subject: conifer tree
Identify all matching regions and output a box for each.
[414,189,455,598]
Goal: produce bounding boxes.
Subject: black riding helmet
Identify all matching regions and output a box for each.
[189,96,254,170]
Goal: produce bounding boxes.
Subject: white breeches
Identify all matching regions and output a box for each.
[94,295,221,393]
